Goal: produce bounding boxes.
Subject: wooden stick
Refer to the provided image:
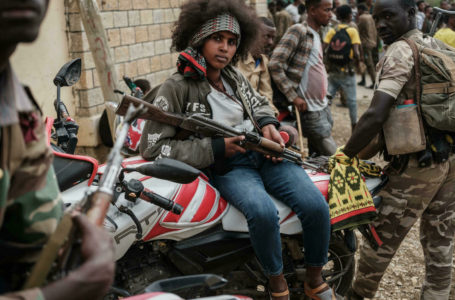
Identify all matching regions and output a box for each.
[77,0,120,140]
[294,105,306,157]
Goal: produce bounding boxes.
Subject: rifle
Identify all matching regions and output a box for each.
[23,103,145,289]
[116,95,322,171]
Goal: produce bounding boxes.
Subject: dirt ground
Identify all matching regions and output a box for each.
[328,77,455,300]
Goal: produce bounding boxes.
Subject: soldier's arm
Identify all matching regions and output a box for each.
[0,215,114,300]
[344,41,413,158]
[343,91,395,158]
[40,214,115,300]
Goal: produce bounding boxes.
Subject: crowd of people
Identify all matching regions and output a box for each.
[1,0,455,300]
[265,0,377,156]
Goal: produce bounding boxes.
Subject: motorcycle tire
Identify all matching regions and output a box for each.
[323,237,355,297]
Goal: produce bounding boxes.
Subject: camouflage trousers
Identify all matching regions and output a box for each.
[352,154,455,300]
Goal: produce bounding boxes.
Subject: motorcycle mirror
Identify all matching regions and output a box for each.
[53,58,82,87]
[133,158,200,184]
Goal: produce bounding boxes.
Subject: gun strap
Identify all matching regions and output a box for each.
[23,213,74,289]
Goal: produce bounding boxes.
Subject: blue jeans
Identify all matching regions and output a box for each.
[211,151,330,275]
[328,72,357,125]
[300,106,337,156]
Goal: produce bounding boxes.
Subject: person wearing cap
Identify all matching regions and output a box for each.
[139,1,334,299]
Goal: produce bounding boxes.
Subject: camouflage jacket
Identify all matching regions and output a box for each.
[375,29,446,105]
[139,65,278,169]
[0,64,62,298]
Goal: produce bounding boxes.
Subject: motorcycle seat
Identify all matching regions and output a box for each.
[51,144,98,191]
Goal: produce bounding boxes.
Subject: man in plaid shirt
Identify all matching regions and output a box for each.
[269,0,336,156]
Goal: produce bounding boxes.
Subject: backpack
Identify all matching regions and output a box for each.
[404,38,455,132]
[327,26,352,66]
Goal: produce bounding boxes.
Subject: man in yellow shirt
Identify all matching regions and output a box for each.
[434,8,455,48]
[323,4,362,130]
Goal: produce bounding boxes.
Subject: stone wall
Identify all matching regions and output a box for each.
[66,0,181,117]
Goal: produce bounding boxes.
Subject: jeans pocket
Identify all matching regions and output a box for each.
[302,111,320,121]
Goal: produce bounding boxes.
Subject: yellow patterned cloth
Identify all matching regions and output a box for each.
[327,148,377,231]
[358,160,382,177]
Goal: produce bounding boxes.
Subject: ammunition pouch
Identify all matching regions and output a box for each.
[384,154,410,175]
[426,128,454,165]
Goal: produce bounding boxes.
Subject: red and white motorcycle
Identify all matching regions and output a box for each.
[98,157,386,299]
[49,60,387,299]
[58,147,386,299]
[46,59,255,300]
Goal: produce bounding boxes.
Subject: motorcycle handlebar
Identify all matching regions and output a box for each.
[141,190,184,215]
[54,99,71,120]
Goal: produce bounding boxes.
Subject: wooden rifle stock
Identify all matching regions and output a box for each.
[117,94,184,127]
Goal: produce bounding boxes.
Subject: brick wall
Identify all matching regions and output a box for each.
[65,0,267,146]
[66,0,182,119]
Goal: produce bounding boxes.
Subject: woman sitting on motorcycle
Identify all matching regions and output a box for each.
[140,0,333,299]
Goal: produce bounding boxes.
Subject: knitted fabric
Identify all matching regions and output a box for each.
[327,147,377,231]
[177,14,241,80]
[177,47,207,80]
[358,160,382,177]
[190,13,241,47]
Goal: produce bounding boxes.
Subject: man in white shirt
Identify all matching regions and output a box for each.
[416,0,426,30]
[285,0,302,23]
[270,0,337,156]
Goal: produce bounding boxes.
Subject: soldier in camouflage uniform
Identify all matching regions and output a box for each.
[0,0,114,299]
[340,0,455,299]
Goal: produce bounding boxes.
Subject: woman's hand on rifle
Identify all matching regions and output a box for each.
[262,124,284,163]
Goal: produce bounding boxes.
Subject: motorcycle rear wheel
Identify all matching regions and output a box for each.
[322,238,355,296]
[209,235,356,300]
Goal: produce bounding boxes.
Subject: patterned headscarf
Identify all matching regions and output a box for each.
[190,13,241,47]
[177,13,241,80]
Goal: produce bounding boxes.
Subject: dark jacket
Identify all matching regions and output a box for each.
[139,65,278,169]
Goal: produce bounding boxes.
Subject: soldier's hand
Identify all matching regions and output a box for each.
[74,213,115,286]
[224,136,247,158]
[41,214,115,300]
